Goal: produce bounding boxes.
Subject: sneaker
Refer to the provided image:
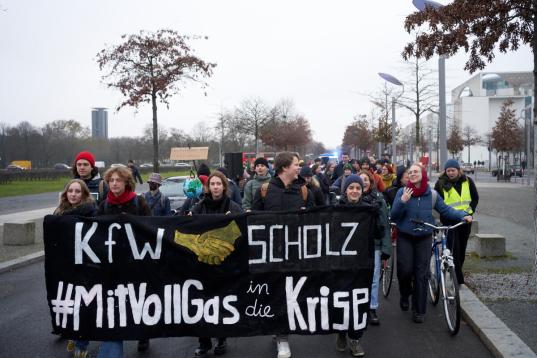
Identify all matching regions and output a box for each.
[276,338,292,358]
[369,309,380,325]
[349,339,365,357]
[137,339,150,352]
[399,296,410,311]
[66,340,75,352]
[73,349,88,358]
[214,339,227,356]
[336,332,347,352]
[413,312,425,323]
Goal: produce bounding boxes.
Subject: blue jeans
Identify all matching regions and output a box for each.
[370,250,381,310]
[98,341,123,358]
[75,340,89,351]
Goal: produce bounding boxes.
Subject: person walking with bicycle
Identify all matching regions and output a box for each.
[434,159,479,285]
[390,164,472,323]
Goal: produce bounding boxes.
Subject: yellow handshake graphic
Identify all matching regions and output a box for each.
[174,220,241,265]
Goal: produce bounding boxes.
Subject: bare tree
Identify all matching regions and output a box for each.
[461,125,481,164]
[234,98,270,155]
[398,56,438,146]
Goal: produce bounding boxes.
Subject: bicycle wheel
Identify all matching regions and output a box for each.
[441,266,460,335]
[382,254,394,297]
[428,251,440,305]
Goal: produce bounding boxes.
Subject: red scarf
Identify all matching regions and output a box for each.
[407,168,429,197]
[106,190,137,205]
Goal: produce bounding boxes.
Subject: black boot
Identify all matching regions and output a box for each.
[369,309,380,325]
[399,296,410,311]
[214,338,227,355]
[137,339,150,352]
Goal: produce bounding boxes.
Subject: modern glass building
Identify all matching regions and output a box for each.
[91,107,108,139]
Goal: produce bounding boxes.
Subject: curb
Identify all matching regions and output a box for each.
[0,251,44,274]
[460,284,536,357]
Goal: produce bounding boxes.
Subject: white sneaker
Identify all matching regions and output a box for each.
[276,338,292,358]
[349,339,365,357]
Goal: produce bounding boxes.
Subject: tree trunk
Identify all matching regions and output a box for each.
[151,91,159,172]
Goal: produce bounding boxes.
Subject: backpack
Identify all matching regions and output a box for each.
[260,182,308,202]
[431,190,438,208]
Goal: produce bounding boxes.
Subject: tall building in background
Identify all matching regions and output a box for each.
[91,107,108,139]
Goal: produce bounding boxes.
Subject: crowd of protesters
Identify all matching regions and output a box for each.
[55,149,476,358]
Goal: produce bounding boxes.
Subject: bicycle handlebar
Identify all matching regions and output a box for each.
[410,219,467,231]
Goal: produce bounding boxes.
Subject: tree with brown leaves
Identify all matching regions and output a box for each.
[97,29,216,172]
[447,124,463,158]
[491,99,522,156]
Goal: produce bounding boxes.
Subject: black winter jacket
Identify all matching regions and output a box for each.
[53,202,96,216]
[191,195,243,215]
[251,176,314,211]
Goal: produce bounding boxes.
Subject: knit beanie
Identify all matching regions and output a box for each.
[254,157,269,168]
[299,166,313,177]
[216,167,229,178]
[197,163,211,176]
[343,163,353,171]
[342,174,364,193]
[74,151,95,167]
[444,159,460,170]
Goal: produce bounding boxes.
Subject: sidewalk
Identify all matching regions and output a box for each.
[0,207,53,266]
[0,200,535,357]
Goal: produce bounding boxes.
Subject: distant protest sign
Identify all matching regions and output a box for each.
[169,147,209,161]
[44,206,375,340]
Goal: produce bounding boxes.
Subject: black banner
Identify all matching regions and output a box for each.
[44,206,375,340]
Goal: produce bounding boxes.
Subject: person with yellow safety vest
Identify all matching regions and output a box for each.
[434,159,479,285]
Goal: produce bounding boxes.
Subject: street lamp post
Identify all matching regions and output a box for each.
[378,72,404,164]
[412,0,448,171]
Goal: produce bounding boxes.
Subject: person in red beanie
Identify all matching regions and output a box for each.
[72,151,108,205]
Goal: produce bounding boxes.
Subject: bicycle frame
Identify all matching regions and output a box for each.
[414,219,466,335]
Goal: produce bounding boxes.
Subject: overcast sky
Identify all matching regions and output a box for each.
[0,0,532,149]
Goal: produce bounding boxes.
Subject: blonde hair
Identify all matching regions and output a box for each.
[103,166,136,192]
[55,179,94,215]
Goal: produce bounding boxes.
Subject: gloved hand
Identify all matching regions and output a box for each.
[174,220,241,265]
[381,252,391,261]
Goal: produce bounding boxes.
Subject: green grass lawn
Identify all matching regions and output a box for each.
[0,170,192,198]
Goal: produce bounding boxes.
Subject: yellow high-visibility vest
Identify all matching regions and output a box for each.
[442,179,473,214]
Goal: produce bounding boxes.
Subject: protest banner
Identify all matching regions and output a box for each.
[44,206,375,340]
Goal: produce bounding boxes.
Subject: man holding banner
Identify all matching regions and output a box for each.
[252,152,314,358]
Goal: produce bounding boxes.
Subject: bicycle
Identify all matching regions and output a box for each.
[380,223,397,297]
[412,219,467,335]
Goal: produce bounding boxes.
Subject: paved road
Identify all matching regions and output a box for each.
[0,262,491,357]
[0,184,150,215]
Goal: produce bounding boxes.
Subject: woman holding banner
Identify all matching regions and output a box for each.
[189,171,243,357]
[97,166,150,357]
[54,179,96,358]
[336,174,386,357]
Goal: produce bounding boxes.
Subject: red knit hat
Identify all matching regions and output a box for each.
[74,151,96,167]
